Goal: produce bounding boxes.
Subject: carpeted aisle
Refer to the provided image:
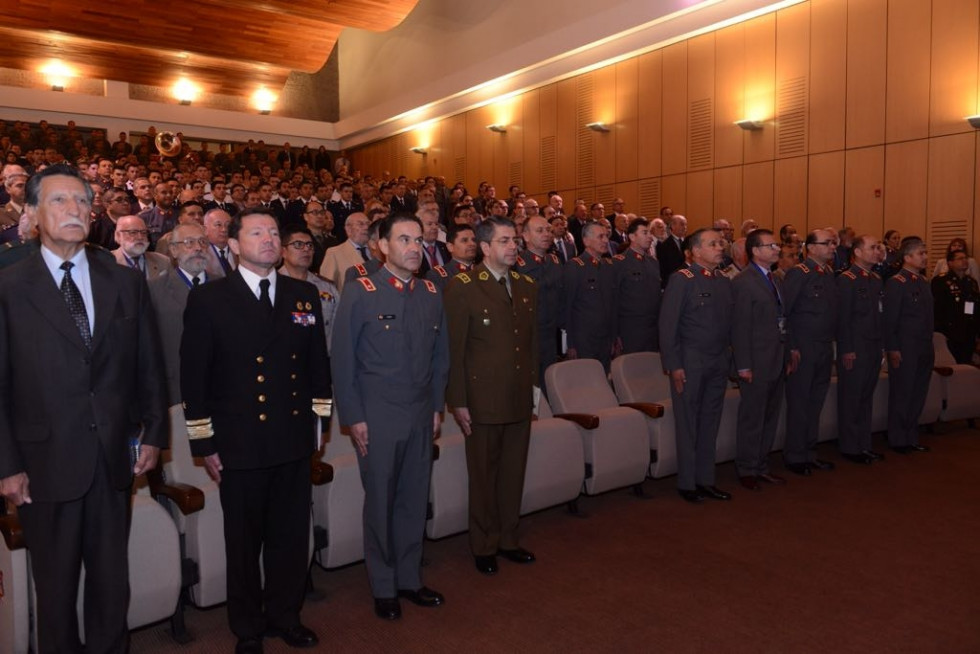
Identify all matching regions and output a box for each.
[131,426,980,653]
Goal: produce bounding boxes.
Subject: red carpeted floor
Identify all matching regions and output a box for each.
[131,425,980,653]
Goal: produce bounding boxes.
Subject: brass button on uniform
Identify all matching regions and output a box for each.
[258,394,266,403]
[259,413,267,422]
[291,353,297,360]
[292,391,298,397]
[290,373,297,380]
[256,356,264,364]
[257,375,265,383]
[292,409,299,416]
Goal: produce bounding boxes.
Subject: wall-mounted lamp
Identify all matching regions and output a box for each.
[410,146,428,155]
[586,122,610,133]
[486,124,507,133]
[172,78,199,106]
[40,60,74,92]
[966,115,980,129]
[253,87,277,115]
[735,119,764,131]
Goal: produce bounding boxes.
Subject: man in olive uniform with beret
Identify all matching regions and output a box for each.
[180,208,332,653]
[445,216,539,576]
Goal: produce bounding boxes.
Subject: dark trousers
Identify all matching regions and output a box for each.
[838,345,882,454]
[357,404,431,598]
[670,354,727,490]
[784,342,833,464]
[887,344,935,447]
[465,421,532,556]
[219,457,311,639]
[18,451,130,654]
[735,374,784,477]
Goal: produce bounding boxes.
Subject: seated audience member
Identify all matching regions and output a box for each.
[932,237,980,284]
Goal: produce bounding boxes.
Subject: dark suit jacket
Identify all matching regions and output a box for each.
[148,268,199,405]
[180,271,331,469]
[389,194,417,215]
[732,263,786,381]
[417,240,451,277]
[326,199,364,242]
[656,236,686,288]
[0,247,168,501]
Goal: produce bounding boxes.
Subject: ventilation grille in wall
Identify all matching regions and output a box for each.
[540,135,557,191]
[639,178,662,218]
[453,157,466,185]
[928,219,970,270]
[576,74,596,188]
[395,133,409,172]
[509,161,523,190]
[777,76,807,157]
[577,188,596,206]
[688,98,713,170]
[596,185,615,212]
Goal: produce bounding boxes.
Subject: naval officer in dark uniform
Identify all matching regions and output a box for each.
[563,221,618,371]
[836,235,886,464]
[781,229,838,475]
[613,217,662,353]
[882,237,934,453]
[445,217,539,575]
[659,228,733,503]
[515,215,564,388]
[331,213,449,621]
[932,249,979,364]
[180,207,332,653]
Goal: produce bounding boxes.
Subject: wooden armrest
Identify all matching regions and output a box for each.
[933,366,954,377]
[0,512,25,550]
[554,413,600,429]
[620,402,664,419]
[311,459,334,485]
[148,468,205,515]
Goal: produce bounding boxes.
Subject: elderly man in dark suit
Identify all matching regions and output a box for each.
[0,165,168,653]
[180,208,332,653]
[446,217,539,576]
[732,228,794,491]
[656,213,688,288]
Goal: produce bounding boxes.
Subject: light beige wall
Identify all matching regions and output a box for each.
[351,0,980,264]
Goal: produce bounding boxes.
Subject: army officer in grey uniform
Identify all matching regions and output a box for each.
[563,221,618,371]
[882,237,934,454]
[516,215,564,388]
[614,217,662,353]
[659,228,733,503]
[331,213,450,621]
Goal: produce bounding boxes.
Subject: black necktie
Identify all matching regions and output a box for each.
[357,245,369,262]
[60,261,92,349]
[498,275,511,300]
[258,278,272,311]
[193,276,201,287]
[217,248,232,274]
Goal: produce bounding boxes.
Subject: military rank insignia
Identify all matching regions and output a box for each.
[292,312,317,326]
[319,291,333,302]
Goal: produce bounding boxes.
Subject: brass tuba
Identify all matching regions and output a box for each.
[155,131,182,157]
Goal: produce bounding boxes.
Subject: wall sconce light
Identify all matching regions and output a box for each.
[586,122,610,133]
[40,60,74,92]
[172,78,199,106]
[735,119,764,131]
[966,115,980,129]
[410,146,428,155]
[486,124,507,133]
[253,87,277,115]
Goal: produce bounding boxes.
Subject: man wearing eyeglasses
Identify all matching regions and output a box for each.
[87,186,131,250]
[781,229,839,476]
[112,214,171,279]
[302,200,337,273]
[279,225,339,353]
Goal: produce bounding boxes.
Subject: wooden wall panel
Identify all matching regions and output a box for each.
[886,0,931,143]
[661,43,688,176]
[614,181,639,216]
[845,0,887,148]
[775,2,809,159]
[844,146,885,236]
[928,133,977,226]
[637,50,663,180]
[686,170,714,226]
[809,0,846,153]
[556,79,577,192]
[884,140,929,241]
[807,151,844,231]
[774,156,808,226]
[714,24,745,168]
[504,98,523,191]
[930,0,979,137]
[522,90,541,194]
[464,110,485,189]
[615,59,639,183]
[743,161,774,227]
[538,84,558,194]
[714,166,743,224]
[594,65,618,186]
[687,33,715,171]
[742,14,775,164]
[662,174,688,216]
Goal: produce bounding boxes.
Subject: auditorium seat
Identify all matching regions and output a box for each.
[609,353,676,478]
[312,413,365,568]
[0,504,29,654]
[519,396,586,515]
[546,359,650,495]
[932,332,980,422]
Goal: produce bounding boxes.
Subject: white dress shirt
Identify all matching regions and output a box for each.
[237,266,277,305]
[41,245,94,332]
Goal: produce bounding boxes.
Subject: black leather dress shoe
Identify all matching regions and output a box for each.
[890,445,911,454]
[909,444,930,452]
[235,637,263,654]
[266,625,318,648]
[475,555,498,575]
[374,598,402,620]
[810,459,835,470]
[696,485,732,501]
[498,547,536,563]
[842,452,874,465]
[398,586,444,607]
[863,449,884,461]
[679,488,704,503]
[757,473,786,485]
[785,462,812,476]
[739,476,761,491]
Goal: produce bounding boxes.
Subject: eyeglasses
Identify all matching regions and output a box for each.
[175,238,209,248]
[755,242,780,250]
[118,229,149,238]
[287,240,315,250]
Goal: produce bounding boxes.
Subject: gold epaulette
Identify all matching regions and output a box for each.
[510,270,520,279]
[523,274,534,284]
[185,417,214,441]
[312,398,333,418]
[456,272,472,284]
